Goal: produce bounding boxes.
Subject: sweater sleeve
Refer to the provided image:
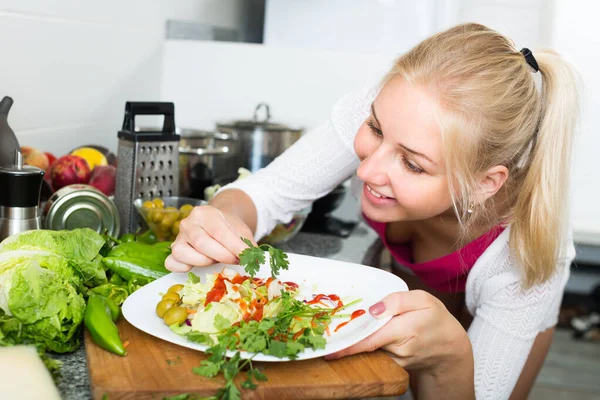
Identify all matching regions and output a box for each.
[466,233,574,399]
[219,85,379,240]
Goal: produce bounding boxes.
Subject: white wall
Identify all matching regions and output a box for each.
[0,0,244,155]
[552,0,600,242]
[161,40,394,132]
[264,0,454,56]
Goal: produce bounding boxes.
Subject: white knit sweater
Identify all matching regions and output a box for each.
[222,86,574,400]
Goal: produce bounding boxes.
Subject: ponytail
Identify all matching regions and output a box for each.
[510,50,579,286]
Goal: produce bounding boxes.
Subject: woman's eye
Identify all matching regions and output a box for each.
[402,157,424,174]
[367,121,383,137]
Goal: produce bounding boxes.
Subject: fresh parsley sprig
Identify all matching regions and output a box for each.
[239,238,289,278]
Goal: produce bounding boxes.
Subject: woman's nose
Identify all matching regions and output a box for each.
[357,146,389,187]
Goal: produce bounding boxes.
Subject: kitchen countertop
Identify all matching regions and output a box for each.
[55,222,379,400]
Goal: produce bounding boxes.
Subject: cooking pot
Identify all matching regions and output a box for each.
[178,129,234,199]
[136,126,233,199]
[214,103,304,184]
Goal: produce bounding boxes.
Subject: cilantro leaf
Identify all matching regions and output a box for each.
[267,246,289,278]
[238,237,289,279]
[192,361,221,378]
[267,340,288,358]
[285,341,305,358]
[252,368,267,382]
[219,383,241,400]
[207,343,227,363]
[222,353,241,382]
[241,378,257,390]
[302,334,327,350]
[238,245,265,277]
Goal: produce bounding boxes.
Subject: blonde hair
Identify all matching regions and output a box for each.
[386,23,579,287]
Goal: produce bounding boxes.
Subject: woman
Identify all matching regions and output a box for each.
[165,23,578,399]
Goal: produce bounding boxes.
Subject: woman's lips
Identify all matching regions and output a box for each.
[363,184,398,206]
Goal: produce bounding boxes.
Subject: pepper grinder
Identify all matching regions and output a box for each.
[0,149,45,241]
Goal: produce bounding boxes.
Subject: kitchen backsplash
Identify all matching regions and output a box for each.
[160,40,395,134]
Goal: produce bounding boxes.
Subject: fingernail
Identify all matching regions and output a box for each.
[369,302,386,317]
[324,354,338,361]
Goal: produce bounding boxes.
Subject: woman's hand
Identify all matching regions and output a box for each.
[326,289,473,376]
[164,205,255,272]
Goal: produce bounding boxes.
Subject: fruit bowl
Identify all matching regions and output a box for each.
[134,196,206,241]
[259,206,311,246]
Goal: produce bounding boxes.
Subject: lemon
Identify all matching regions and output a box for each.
[70,147,107,170]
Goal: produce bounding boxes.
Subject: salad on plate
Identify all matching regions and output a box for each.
[153,239,366,399]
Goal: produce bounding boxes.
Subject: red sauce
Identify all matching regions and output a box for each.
[205,272,250,306]
[231,275,249,285]
[284,281,299,289]
[307,294,343,309]
[334,309,366,333]
[205,274,228,305]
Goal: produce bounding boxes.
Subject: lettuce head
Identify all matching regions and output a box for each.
[0,259,85,353]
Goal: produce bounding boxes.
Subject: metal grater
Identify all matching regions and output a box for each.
[114,102,180,234]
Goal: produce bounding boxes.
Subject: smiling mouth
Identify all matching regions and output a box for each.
[366,185,395,200]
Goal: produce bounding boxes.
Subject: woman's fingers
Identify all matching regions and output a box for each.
[324,290,437,360]
[369,290,436,320]
[325,317,414,360]
[184,227,239,265]
[165,253,197,272]
[169,239,216,267]
[195,207,253,256]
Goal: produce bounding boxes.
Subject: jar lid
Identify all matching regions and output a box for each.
[44,184,120,236]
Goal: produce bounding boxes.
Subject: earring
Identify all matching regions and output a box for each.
[467,203,475,214]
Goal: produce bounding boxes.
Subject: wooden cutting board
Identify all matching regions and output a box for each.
[85,319,409,399]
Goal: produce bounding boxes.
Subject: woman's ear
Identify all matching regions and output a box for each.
[475,165,509,202]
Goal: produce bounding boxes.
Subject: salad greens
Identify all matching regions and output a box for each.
[160,239,363,400]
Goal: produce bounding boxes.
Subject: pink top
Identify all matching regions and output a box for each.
[364,215,505,293]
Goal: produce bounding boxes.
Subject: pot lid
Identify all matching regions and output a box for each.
[217,103,303,133]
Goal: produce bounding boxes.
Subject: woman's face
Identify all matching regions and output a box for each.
[354,76,454,223]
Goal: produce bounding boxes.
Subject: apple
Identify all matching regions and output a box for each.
[50,155,91,190]
[21,146,49,171]
[88,165,116,196]
[44,152,57,166]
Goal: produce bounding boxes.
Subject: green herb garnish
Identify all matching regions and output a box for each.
[191,290,332,399]
[238,238,289,279]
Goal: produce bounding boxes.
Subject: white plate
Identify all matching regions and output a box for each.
[122,253,408,362]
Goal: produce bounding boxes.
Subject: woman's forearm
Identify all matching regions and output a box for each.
[416,338,475,400]
[208,189,258,234]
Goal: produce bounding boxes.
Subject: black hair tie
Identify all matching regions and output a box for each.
[520,48,539,73]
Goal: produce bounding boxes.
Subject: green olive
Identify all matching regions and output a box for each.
[156,299,176,318]
[167,284,184,295]
[162,292,180,303]
[152,198,165,209]
[163,306,187,326]
[179,204,194,219]
[171,220,181,236]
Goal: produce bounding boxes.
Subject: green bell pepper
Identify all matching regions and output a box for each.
[84,294,126,356]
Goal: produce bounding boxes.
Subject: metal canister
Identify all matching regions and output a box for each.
[43,184,120,236]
